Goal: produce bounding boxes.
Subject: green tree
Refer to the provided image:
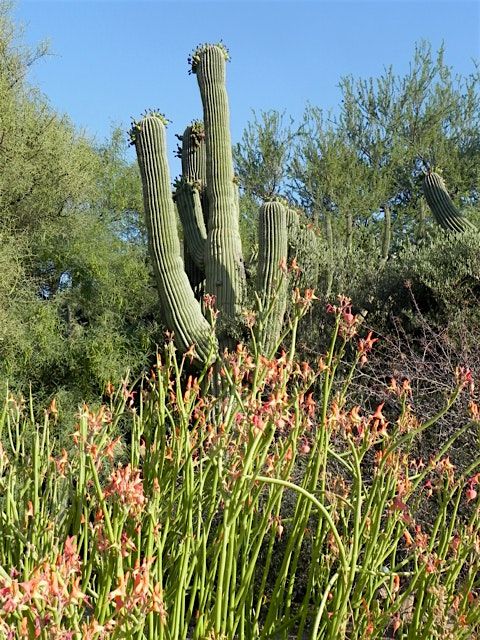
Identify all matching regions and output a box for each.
[336,41,479,242]
[234,110,299,257]
[0,6,157,416]
[0,10,100,234]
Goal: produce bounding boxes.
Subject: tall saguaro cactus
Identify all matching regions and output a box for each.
[131,44,318,364]
[192,44,246,323]
[257,201,288,354]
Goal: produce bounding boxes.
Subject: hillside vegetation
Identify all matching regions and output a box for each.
[0,7,479,639]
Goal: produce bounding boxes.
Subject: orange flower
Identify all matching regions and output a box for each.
[466,486,478,502]
[357,331,378,364]
[289,257,300,273]
[67,576,86,606]
[52,449,69,477]
[105,465,145,517]
[293,287,318,311]
[370,403,388,437]
[104,437,121,461]
[299,438,311,454]
[372,403,386,422]
[392,615,401,634]
[47,397,58,418]
[25,501,34,519]
[19,617,29,638]
[392,574,400,592]
[455,366,475,394]
[109,573,129,612]
[105,381,115,397]
[59,536,80,574]
[150,583,167,624]
[414,525,429,550]
[436,457,455,482]
[403,529,413,547]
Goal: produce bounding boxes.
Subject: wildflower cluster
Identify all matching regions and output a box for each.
[0,296,479,638]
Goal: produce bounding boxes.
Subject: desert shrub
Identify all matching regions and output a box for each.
[0,209,160,429]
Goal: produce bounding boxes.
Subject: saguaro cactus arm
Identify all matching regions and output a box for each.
[256,201,288,354]
[178,120,207,185]
[423,171,476,233]
[174,178,207,269]
[175,122,208,295]
[191,44,246,323]
[131,113,215,363]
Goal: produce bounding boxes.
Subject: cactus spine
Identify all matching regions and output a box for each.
[131,114,214,362]
[423,171,476,233]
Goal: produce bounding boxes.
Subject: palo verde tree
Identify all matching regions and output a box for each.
[233,109,297,202]
[233,110,298,257]
[336,41,480,244]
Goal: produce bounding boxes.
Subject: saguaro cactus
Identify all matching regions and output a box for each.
[132,44,319,364]
[423,171,476,233]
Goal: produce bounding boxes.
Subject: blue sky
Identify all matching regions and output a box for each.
[13,1,480,167]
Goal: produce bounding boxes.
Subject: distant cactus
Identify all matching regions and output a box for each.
[381,206,391,266]
[423,171,476,233]
[286,207,320,290]
[132,45,320,364]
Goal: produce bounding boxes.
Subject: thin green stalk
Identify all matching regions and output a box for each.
[311,573,339,639]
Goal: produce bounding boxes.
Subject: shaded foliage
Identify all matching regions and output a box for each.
[0,7,158,416]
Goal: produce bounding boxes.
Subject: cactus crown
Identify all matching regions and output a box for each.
[128,110,170,144]
[186,120,205,147]
[175,120,205,157]
[172,175,202,195]
[264,195,291,207]
[188,42,230,74]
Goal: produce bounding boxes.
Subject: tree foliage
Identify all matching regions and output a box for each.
[235,41,479,252]
[0,6,157,414]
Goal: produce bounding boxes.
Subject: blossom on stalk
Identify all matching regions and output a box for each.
[105,464,146,517]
